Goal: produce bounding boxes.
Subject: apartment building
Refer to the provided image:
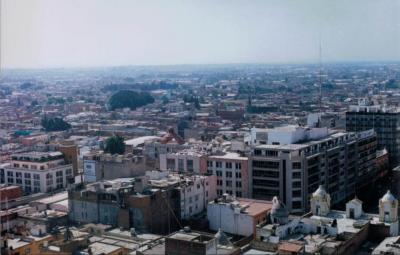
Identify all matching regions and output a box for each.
[70,172,216,234]
[207,152,250,198]
[4,152,73,194]
[83,151,150,183]
[159,149,207,173]
[346,99,400,166]
[251,125,378,213]
[147,171,217,220]
[68,178,136,227]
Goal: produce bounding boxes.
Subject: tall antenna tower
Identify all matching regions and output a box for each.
[318,37,323,113]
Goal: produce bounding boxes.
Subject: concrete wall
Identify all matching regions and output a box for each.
[207,203,254,237]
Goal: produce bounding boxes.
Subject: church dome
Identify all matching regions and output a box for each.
[271,196,289,219]
[215,228,232,246]
[381,190,396,203]
[313,185,327,198]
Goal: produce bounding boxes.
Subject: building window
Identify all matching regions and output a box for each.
[187,160,194,172]
[235,172,241,178]
[33,174,40,180]
[236,181,242,188]
[226,180,232,187]
[167,158,175,170]
[216,161,222,168]
[235,163,241,170]
[235,191,242,197]
[253,161,280,169]
[292,162,302,169]
[254,149,262,156]
[178,159,184,172]
[16,172,22,178]
[24,173,31,179]
[217,180,223,186]
[292,181,301,188]
[207,161,213,167]
[66,169,72,176]
[265,150,278,157]
[226,162,232,169]
[292,172,301,179]
[7,172,13,177]
[216,170,222,177]
[226,171,232,178]
[292,190,301,197]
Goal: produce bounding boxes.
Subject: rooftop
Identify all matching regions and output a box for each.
[11,151,64,162]
[208,152,248,161]
[210,196,273,217]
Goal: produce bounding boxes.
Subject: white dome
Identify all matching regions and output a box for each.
[313,185,327,198]
[381,190,396,203]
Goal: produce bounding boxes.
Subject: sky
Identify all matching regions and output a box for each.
[1,0,400,69]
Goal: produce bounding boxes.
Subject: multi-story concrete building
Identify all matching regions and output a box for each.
[159,149,207,173]
[4,152,73,194]
[251,125,378,213]
[68,178,136,227]
[147,171,217,220]
[207,152,250,198]
[82,151,150,182]
[69,172,216,234]
[346,99,400,166]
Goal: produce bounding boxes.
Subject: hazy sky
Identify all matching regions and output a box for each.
[2,0,400,68]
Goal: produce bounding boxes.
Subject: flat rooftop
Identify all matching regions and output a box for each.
[208,152,248,160]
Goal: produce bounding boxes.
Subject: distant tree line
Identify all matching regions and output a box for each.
[20,82,35,90]
[108,90,154,110]
[102,81,178,92]
[41,117,71,131]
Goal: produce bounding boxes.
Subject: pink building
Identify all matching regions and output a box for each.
[207,152,250,198]
[159,149,207,174]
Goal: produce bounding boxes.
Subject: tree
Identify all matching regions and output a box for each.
[104,135,125,154]
[108,90,154,110]
[20,82,35,90]
[41,117,71,131]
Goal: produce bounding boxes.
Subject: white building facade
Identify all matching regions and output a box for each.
[4,152,73,194]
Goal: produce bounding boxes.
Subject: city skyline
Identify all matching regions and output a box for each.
[1,0,400,69]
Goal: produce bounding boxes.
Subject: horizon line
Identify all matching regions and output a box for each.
[2,59,400,72]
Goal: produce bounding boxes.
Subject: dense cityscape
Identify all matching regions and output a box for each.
[2,0,400,254]
[0,62,399,254]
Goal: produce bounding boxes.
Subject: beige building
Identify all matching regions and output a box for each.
[4,152,73,194]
